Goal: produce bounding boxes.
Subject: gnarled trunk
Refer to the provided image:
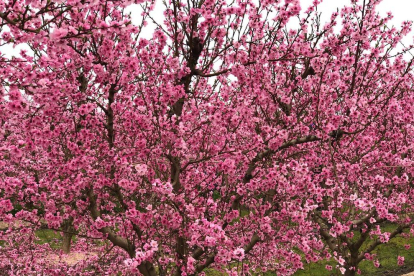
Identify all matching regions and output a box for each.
[344,269,356,276]
[62,217,74,254]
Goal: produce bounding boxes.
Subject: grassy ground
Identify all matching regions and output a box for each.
[294,223,414,276]
[203,224,414,276]
[7,224,414,275]
[0,227,62,248]
[35,229,63,249]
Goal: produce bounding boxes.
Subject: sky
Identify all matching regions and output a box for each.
[1,0,413,57]
[299,0,414,52]
[132,0,414,36]
[128,0,414,55]
[300,0,413,27]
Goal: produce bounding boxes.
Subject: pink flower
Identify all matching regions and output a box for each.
[124,258,135,267]
[0,199,13,212]
[8,86,21,100]
[365,253,373,260]
[380,232,390,243]
[38,79,49,86]
[51,28,68,39]
[135,164,148,175]
[205,236,216,246]
[221,158,235,174]
[187,256,195,273]
[236,186,245,195]
[338,256,345,266]
[94,217,107,229]
[233,248,245,261]
[150,240,158,250]
[398,256,404,266]
[79,103,94,115]
[10,146,23,158]
[119,179,137,190]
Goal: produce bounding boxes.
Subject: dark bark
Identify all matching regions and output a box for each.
[62,217,74,254]
[344,268,356,276]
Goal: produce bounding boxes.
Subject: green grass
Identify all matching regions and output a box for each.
[35,229,63,249]
[294,224,414,276]
[0,228,63,250]
[204,268,227,275]
[7,225,414,275]
[203,224,414,276]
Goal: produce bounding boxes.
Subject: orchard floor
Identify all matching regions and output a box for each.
[2,222,414,275]
[47,252,97,266]
[383,267,414,276]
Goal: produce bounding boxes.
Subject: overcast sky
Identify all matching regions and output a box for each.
[131,0,414,50]
[135,0,414,34]
[301,0,412,27]
[300,0,414,52]
[2,0,413,57]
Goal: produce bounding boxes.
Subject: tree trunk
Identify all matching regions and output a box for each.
[344,253,358,276]
[344,268,356,276]
[62,218,74,254]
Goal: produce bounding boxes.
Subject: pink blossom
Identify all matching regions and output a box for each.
[398,256,404,266]
[51,28,68,39]
[337,256,345,266]
[94,217,107,229]
[135,164,148,175]
[233,248,245,261]
[0,200,13,213]
[187,256,196,274]
[1,0,414,275]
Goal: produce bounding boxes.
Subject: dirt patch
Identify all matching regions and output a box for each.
[0,220,31,230]
[47,251,98,266]
[380,266,414,276]
[0,221,7,230]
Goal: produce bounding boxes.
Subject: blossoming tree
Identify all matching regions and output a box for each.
[1,0,414,275]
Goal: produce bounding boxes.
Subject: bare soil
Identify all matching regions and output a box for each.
[381,266,414,276]
[47,252,97,266]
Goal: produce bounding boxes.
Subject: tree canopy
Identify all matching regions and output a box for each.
[1,0,414,275]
